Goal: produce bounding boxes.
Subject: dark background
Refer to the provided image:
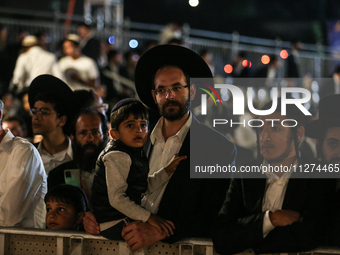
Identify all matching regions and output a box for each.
[1,0,340,44]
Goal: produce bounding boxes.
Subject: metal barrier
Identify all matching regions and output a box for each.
[1,227,340,255]
[0,7,336,78]
[0,227,218,255]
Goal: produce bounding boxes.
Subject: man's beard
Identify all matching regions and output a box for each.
[159,98,190,121]
[74,141,106,173]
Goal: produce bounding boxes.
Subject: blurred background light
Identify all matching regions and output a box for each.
[224,64,233,74]
[261,55,270,65]
[189,0,199,7]
[129,39,138,48]
[280,50,289,59]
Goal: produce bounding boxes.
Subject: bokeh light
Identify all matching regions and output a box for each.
[189,0,199,7]
[224,64,233,74]
[280,50,289,59]
[261,55,270,65]
[108,36,115,44]
[129,39,138,48]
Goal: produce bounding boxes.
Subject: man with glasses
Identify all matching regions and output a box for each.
[0,98,47,228]
[28,74,78,175]
[84,45,236,250]
[48,108,108,199]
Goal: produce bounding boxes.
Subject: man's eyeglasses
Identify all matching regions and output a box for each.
[29,108,59,117]
[153,85,189,96]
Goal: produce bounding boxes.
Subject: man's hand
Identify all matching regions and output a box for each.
[147,214,175,237]
[269,210,301,227]
[122,221,166,252]
[83,211,100,234]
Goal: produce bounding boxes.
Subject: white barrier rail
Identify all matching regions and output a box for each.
[0,227,218,255]
[1,227,340,255]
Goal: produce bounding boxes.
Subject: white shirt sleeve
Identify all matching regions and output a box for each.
[12,54,27,91]
[104,151,151,222]
[0,142,47,228]
[263,210,275,238]
[147,167,170,194]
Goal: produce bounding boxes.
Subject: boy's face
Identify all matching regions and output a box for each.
[110,114,148,148]
[31,101,65,136]
[46,200,82,230]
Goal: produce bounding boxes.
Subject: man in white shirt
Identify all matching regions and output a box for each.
[212,100,336,254]
[11,35,63,94]
[84,45,236,250]
[0,99,47,228]
[58,34,99,91]
[28,74,78,175]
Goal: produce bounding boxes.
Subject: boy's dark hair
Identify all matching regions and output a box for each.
[110,101,148,130]
[34,92,72,135]
[44,184,89,213]
[256,97,305,164]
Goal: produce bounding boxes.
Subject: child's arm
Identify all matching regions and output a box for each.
[103,151,151,222]
[147,154,187,193]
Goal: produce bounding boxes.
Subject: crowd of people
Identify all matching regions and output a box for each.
[1,21,340,255]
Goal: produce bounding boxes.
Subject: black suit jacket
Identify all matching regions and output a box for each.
[147,116,236,243]
[212,157,336,255]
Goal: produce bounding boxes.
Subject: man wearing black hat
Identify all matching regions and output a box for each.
[212,100,335,254]
[119,45,235,249]
[29,74,78,175]
[305,94,340,246]
[84,45,236,248]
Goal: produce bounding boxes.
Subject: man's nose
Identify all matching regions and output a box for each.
[260,130,270,142]
[86,132,94,142]
[165,89,175,99]
[47,211,56,218]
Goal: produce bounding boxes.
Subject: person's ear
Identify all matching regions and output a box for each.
[70,134,75,142]
[297,126,305,142]
[151,89,157,104]
[76,211,85,225]
[58,115,67,127]
[109,129,120,140]
[190,84,196,100]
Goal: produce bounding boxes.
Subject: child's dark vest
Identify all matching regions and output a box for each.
[91,140,149,223]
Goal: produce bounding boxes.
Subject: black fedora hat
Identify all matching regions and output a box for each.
[28,74,78,119]
[135,45,213,109]
[305,94,340,139]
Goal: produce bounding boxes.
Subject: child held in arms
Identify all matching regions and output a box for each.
[91,98,186,240]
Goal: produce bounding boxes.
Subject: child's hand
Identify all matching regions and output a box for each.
[147,214,175,237]
[164,154,187,176]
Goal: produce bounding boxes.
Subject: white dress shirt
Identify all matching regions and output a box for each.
[58,55,99,91]
[0,130,47,228]
[37,137,73,175]
[12,46,63,92]
[145,113,192,213]
[262,159,297,237]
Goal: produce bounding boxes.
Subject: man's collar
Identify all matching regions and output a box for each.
[150,112,192,144]
[38,136,73,159]
[262,158,298,180]
[0,129,15,154]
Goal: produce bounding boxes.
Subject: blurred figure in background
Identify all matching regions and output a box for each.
[2,115,27,138]
[77,23,101,64]
[59,34,99,91]
[11,35,62,94]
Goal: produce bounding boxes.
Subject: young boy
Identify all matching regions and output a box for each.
[91,98,186,240]
[45,184,89,230]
